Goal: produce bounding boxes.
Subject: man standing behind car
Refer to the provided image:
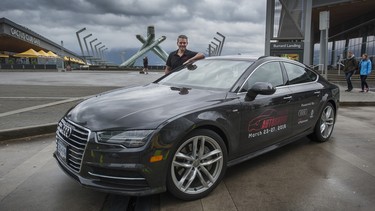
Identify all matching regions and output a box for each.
[164,35,205,74]
[343,51,358,92]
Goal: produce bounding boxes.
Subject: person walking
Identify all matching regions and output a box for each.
[343,51,358,92]
[142,56,149,74]
[164,35,205,74]
[358,53,372,92]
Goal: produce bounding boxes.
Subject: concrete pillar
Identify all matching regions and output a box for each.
[303,0,312,65]
[265,0,274,56]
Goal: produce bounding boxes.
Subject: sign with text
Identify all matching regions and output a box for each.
[9,27,41,46]
[271,42,304,50]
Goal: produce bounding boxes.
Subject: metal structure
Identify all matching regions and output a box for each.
[94,42,102,64]
[75,27,110,65]
[213,38,222,56]
[60,41,64,69]
[207,32,225,56]
[265,0,375,71]
[120,26,167,67]
[265,0,312,64]
[102,48,108,60]
[89,39,98,57]
[83,34,92,63]
[216,32,225,56]
[210,41,219,56]
[76,28,86,59]
[89,38,98,64]
[98,45,105,60]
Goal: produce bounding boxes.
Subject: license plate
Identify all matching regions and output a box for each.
[57,140,67,161]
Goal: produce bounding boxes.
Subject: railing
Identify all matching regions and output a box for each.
[0,64,57,70]
[313,37,375,75]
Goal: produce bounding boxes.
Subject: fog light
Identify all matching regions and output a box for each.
[150,155,163,163]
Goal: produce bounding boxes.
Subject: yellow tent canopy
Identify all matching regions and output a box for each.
[38,50,50,57]
[14,49,41,58]
[0,53,9,58]
[47,51,59,58]
[64,56,86,64]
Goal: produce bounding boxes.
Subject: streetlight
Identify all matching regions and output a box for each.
[211,41,219,56]
[208,44,215,57]
[60,40,64,69]
[94,42,102,64]
[98,45,106,60]
[216,32,225,56]
[76,28,86,57]
[89,38,98,57]
[83,34,92,63]
[214,37,222,56]
[102,48,108,61]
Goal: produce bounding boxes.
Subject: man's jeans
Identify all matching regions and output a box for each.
[345,71,355,90]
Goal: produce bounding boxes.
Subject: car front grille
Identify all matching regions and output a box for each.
[56,118,90,173]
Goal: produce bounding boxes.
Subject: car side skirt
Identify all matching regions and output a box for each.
[227,130,313,167]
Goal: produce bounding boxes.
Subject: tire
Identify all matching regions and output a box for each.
[310,102,336,142]
[167,129,227,200]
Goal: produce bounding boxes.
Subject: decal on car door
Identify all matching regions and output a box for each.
[247,109,288,139]
[297,102,315,125]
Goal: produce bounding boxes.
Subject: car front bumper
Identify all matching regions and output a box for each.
[53,118,168,196]
[53,151,166,196]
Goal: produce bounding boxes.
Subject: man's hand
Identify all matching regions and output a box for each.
[183,59,193,65]
[164,66,171,74]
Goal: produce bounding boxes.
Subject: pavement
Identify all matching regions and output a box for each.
[1,70,375,211]
[0,71,374,141]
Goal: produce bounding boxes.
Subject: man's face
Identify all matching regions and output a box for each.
[177,38,188,51]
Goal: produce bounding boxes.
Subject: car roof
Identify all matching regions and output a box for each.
[205,55,302,64]
[205,55,259,62]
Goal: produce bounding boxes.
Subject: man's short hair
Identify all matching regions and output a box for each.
[177,35,188,41]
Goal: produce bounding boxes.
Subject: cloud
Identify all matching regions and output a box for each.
[1,0,267,64]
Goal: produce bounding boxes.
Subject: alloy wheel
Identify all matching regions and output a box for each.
[171,135,224,195]
[320,105,335,139]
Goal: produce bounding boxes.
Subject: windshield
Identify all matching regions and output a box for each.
[157,59,252,91]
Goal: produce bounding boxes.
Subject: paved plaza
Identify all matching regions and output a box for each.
[0,71,375,210]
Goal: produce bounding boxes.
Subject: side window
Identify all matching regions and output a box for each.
[284,62,317,85]
[242,62,284,91]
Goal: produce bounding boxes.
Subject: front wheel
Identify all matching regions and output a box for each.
[310,102,336,142]
[167,129,227,200]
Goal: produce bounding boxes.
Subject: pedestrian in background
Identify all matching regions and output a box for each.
[164,35,205,74]
[358,53,372,92]
[343,51,358,92]
[142,56,149,74]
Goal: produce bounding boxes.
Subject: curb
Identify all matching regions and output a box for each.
[0,123,57,142]
[339,101,375,107]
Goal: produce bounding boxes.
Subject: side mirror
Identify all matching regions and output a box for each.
[246,82,276,101]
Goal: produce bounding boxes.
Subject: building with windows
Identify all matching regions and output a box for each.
[0,17,84,70]
[265,0,375,70]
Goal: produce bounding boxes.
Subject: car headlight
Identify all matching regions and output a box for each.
[96,130,154,148]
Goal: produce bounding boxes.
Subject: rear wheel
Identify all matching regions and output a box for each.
[310,102,336,142]
[167,129,227,200]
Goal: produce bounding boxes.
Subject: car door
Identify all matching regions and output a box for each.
[237,61,294,156]
[282,62,322,136]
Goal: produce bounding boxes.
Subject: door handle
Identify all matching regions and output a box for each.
[283,96,292,100]
[314,91,321,95]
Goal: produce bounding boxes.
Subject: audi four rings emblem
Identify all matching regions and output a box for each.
[60,123,72,137]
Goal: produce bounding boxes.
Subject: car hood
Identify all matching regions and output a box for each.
[66,83,228,131]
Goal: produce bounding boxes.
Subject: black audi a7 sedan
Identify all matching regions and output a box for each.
[54,55,339,200]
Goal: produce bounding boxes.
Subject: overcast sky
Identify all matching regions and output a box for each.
[1,0,267,64]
